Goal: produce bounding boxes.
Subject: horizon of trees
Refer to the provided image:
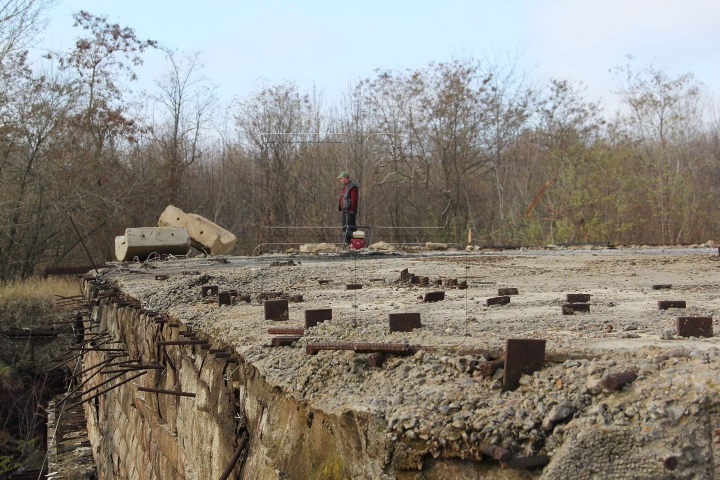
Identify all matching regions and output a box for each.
[1,1,719,280]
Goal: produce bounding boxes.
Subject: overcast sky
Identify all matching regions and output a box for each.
[35,0,720,113]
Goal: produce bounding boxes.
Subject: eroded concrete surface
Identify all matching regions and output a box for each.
[83,246,720,479]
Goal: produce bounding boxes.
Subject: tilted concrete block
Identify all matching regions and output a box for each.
[158,205,236,255]
[114,227,190,261]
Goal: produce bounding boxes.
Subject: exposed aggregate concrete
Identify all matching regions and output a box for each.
[96,246,720,478]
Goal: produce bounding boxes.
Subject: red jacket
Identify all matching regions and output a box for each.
[339,184,358,213]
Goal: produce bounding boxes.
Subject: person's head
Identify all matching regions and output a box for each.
[338,171,350,185]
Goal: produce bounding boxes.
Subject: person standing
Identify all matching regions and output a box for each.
[338,171,359,245]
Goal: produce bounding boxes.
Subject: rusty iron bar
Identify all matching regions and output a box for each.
[500,456,551,469]
[652,284,672,290]
[67,357,114,380]
[73,371,130,398]
[102,365,164,373]
[167,322,182,327]
[306,342,410,355]
[67,371,147,410]
[219,431,250,480]
[213,352,232,358]
[602,371,637,391]
[209,348,227,354]
[225,358,238,364]
[346,283,362,290]
[267,327,304,335]
[479,360,504,377]
[69,347,126,352]
[199,344,211,349]
[179,331,197,337]
[157,340,205,346]
[47,351,86,371]
[161,350,176,372]
[59,359,126,404]
[367,352,385,368]
[271,336,301,346]
[479,443,511,462]
[137,387,195,397]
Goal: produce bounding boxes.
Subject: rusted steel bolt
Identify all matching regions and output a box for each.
[367,353,385,368]
[479,443,510,462]
[663,456,678,471]
[602,371,637,391]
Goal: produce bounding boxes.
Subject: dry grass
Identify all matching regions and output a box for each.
[0,277,79,304]
[0,277,81,329]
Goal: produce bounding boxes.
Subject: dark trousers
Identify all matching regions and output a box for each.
[342,212,356,245]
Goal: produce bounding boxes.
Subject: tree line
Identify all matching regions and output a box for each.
[1,1,719,280]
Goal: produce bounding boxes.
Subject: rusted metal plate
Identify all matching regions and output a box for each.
[271,336,301,346]
[201,285,219,297]
[264,299,289,321]
[566,293,591,303]
[419,277,429,286]
[658,300,686,310]
[388,313,422,332]
[498,288,519,296]
[503,338,546,391]
[423,291,445,303]
[676,316,713,338]
[458,280,468,290]
[318,280,330,285]
[445,278,458,287]
[232,295,251,304]
[289,294,304,303]
[218,291,233,306]
[346,283,362,290]
[486,296,510,306]
[652,284,672,290]
[562,303,590,314]
[305,308,332,328]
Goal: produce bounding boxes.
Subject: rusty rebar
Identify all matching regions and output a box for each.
[137,387,195,397]
[157,340,205,346]
[602,371,637,391]
[67,371,147,410]
[219,431,249,480]
[267,327,304,335]
[306,342,410,355]
[367,353,385,368]
[500,455,550,469]
[479,443,510,462]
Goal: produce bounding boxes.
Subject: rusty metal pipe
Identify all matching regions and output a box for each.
[479,443,510,462]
